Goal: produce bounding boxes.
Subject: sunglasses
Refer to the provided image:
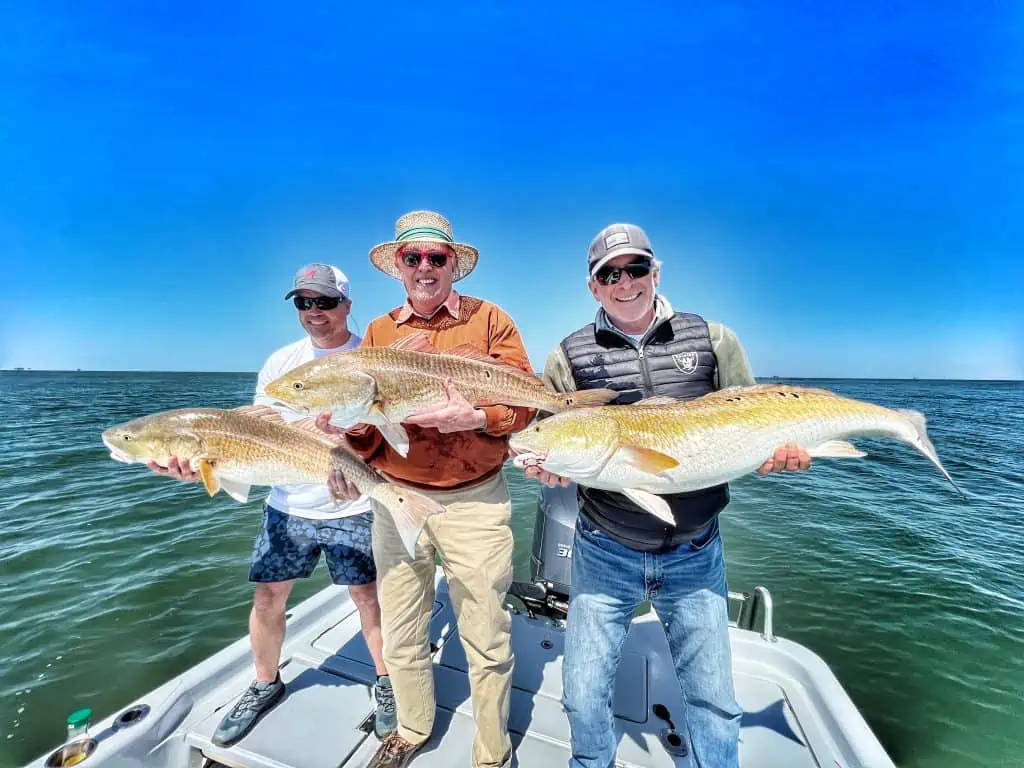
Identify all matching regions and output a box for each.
[293,295,343,311]
[400,250,450,269]
[593,259,653,286]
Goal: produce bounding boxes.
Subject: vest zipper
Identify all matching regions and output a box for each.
[603,315,662,398]
[637,344,654,396]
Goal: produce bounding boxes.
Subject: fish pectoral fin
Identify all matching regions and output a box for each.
[622,488,674,526]
[197,459,220,497]
[219,477,252,503]
[619,444,680,474]
[378,422,411,458]
[389,331,436,353]
[231,405,285,423]
[806,440,867,458]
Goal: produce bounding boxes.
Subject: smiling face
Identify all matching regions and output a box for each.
[294,289,352,348]
[395,243,457,316]
[588,254,659,335]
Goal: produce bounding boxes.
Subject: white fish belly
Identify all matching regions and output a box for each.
[590,413,910,493]
[217,458,325,488]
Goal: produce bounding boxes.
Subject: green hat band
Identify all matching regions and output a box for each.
[396,226,453,243]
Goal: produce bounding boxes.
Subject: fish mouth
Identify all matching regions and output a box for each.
[511,451,547,470]
[102,436,135,464]
[271,399,310,414]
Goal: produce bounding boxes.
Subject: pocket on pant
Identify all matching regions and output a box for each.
[687,517,720,552]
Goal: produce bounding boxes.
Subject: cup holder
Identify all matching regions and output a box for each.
[44,738,97,767]
[113,703,150,731]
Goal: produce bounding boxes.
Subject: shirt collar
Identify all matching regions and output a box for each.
[396,290,462,324]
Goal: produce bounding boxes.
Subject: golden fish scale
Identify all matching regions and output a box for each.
[350,347,557,409]
[164,410,377,491]
[186,411,332,479]
[565,386,895,451]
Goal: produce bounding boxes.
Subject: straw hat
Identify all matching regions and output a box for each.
[369,210,479,282]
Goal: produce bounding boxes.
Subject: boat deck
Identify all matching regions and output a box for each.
[28,572,895,768]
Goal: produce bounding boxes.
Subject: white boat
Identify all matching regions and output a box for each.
[28,484,896,768]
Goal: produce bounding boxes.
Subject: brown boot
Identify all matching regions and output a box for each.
[367,732,424,768]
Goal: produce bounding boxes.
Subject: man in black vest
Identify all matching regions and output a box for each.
[530,223,811,768]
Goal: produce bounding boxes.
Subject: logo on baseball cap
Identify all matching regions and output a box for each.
[284,264,350,300]
[587,223,655,277]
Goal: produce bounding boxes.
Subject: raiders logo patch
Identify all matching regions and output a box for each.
[673,351,699,374]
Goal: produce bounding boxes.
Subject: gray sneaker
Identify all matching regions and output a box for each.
[373,675,397,739]
[211,675,285,747]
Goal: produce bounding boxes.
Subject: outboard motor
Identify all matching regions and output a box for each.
[507,483,580,621]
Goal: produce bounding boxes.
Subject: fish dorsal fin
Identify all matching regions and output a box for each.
[445,344,536,378]
[390,331,437,353]
[619,443,679,473]
[694,385,750,401]
[698,384,837,402]
[446,343,495,363]
[232,405,286,423]
[291,416,346,446]
[634,396,678,407]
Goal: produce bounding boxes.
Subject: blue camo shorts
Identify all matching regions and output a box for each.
[248,506,376,586]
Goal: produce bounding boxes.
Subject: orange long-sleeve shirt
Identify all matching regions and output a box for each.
[346,293,537,490]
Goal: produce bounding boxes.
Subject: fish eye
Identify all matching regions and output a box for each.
[122,434,133,441]
[293,381,304,390]
[398,496,405,503]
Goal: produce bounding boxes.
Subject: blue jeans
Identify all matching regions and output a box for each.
[563,515,741,768]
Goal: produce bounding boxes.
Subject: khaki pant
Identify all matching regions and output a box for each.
[372,471,514,768]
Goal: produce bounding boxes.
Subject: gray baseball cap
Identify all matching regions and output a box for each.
[284,263,350,300]
[587,223,655,277]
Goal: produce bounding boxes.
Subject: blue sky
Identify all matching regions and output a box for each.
[1,2,1021,379]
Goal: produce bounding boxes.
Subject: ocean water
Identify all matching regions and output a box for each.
[0,371,1021,767]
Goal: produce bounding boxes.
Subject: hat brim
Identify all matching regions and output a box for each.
[589,248,654,278]
[369,238,479,282]
[284,283,348,300]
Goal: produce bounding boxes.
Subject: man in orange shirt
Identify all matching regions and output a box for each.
[320,210,534,768]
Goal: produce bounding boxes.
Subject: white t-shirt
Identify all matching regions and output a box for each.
[253,334,374,520]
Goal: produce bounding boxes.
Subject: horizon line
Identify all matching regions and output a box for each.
[2,369,1021,383]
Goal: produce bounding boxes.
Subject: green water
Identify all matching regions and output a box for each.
[1,372,1022,766]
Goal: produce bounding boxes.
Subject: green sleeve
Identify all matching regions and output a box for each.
[709,322,756,389]
[542,344,577,394]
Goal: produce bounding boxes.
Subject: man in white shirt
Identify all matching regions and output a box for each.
[148,264,395,747]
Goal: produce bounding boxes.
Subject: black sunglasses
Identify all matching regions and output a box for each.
[594,259,653,286]
[293,295,343,311]
[401,250,449,269]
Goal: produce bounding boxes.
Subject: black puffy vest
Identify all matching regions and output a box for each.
[560,311,730,552]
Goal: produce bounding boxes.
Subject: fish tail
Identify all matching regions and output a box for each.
[898,409,964,496]
[552,388,617,411]
[375,485,445,557]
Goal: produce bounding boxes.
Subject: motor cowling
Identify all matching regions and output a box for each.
[507,483,579,620]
